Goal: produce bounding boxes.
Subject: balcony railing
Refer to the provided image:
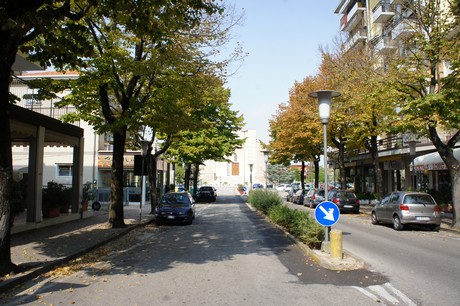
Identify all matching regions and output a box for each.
[341,1,366,32]
[372,1,395,23]
[24,106,81,127]
[391,17,417,40]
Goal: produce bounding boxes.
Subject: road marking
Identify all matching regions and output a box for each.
[353,282,418,305]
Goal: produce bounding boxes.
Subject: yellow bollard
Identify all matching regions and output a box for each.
[330,229,343,259]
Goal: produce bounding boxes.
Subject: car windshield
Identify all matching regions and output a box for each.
[199,187,213,192]
[336,191,355,199]
[403,194,435,205]
[160,194,190,207]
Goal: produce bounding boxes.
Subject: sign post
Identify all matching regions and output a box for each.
[314,201,340,242]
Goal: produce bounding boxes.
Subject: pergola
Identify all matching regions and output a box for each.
[10,104,84,224]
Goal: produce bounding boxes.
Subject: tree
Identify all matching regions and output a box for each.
[269,76,325,189]
[0,0,95,277]
[36,1,240,228]
[318,43,400,198]
[267,164,295,185]
[166,84,244,194]
[387,0,460,227]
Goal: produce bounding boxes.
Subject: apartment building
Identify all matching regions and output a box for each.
[11,71,171,217]
[334,0,456,196]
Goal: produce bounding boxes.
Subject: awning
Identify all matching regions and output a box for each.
[413,149,460,171]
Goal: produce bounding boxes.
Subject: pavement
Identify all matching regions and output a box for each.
[0,203,155,294]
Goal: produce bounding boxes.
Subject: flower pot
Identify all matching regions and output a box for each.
[43,207,60,218]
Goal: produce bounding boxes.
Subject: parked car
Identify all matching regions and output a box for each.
[328,190,360,213]
[155,192,195,225]
[286,186,300,202]
[304,189,325,208]
[371,191,441,231]
[253,183,264,189]
[292,189,309,205]
[195,186,217,202]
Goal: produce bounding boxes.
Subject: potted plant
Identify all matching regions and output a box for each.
[42,181,70,218]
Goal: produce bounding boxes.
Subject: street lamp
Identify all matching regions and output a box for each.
[249,163,253,190]
[261,149,270,188]
[309,90,340,242]
[140,140,149,223]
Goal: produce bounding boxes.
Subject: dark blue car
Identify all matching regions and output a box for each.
[155,192,195,225]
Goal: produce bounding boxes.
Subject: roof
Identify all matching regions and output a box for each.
[10,103,83,147]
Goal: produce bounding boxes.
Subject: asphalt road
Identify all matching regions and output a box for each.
[0,187,401,306]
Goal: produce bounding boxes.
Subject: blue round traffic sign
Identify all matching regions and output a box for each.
[314,201,340,226]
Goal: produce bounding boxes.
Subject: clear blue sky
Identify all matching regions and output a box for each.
[226,1,340,143]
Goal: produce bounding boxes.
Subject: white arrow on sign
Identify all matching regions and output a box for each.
[319,206,335,222]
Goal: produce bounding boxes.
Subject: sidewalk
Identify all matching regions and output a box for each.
[0,204,155,294]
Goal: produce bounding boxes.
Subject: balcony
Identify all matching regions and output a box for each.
[341,1,367,32]
[374,35,396,53]
[344,28,368,51]
[372,1,395,23]
[392,18,417,40]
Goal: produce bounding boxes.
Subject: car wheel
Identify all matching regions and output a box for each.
[430,224,440,231]
[393,215,404,231]
[371,212,379,225]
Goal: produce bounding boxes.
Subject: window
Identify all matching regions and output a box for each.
[57,164,72,177]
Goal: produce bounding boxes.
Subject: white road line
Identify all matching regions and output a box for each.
[384,282,418,306]
[368,284,400,304]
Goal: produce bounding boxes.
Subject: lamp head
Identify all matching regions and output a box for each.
[308,90,340,124]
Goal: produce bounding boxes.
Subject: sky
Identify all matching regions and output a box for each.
[225,0,341,143]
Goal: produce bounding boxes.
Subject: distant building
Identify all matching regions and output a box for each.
[199,130,268,188]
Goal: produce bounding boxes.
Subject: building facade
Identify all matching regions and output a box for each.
[334,0,456,198]
[199,130,268,188]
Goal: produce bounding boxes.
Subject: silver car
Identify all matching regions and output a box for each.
[371,191,441,231]
[303,189,325,208]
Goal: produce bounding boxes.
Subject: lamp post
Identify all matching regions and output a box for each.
[261,149,270,188]
[140,140,149,224]
[309,90,340,242]
[249,163,253,190]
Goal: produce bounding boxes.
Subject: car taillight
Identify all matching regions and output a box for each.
[312,195,316,200]
[332,198,340,204]
[399,204,409,211]
[434,205,440,212]
[356,199,360,205]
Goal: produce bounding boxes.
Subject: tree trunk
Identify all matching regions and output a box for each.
[193,163,200,196]
[184,164,191,191]
[300,161,305,189]
[371,135,384,200]
[0,53,16,276]
[107,128,127,228]
[313,157,320,188]
[148,153,158,214]
[428,126,460,228]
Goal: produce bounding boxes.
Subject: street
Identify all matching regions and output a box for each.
[282,191,460,306]
[1,187,458,305]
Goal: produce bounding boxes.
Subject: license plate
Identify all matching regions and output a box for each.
[416,217,430,221]
[344,205,353,208]
[167,215,175,219]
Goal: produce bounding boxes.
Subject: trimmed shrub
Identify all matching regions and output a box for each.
[268,205,324,249]
[247,189,282,214]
